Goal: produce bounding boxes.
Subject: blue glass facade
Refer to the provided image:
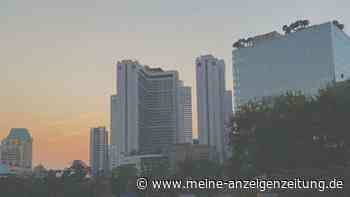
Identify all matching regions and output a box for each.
[332,24,350,82]
[233,22,350,106]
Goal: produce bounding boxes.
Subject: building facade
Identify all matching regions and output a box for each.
[90,127,109,176]
[110,94,119,154]
[0,128,32,173]
[0,163,13,177]
[223,90,233,157]
[118,154,168,175]
[196,55,233,162]
[166,143,217,172]
[233,21,350,106]
[108,144,119,170]
[178,82,193,144]
[111,60,191,166]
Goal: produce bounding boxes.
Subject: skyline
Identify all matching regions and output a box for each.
[2,0,350,168]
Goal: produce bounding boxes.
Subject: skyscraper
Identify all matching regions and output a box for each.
[223,90,233,157]
[108,144,118,170]
[111,60,191,165]
[178,84,193,144]
[110,94,119,150]
[0,128,32,172]
[196,55,232,162]
[233,21,350,106]
[90,127,109,176]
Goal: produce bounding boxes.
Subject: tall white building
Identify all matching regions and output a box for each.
[111,60,191,165]
[90,127,109,176]
[0,128,32,172]
[178,83,193,144]
[196,55,232,162]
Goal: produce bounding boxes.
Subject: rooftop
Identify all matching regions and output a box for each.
[233,20,346,49]
[144,65,164,72]
[5,128,32,142]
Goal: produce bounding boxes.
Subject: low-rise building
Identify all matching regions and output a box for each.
[33,164,48,179]
[0,163,14,177]
[118,154,168,175]
[166,143,217,172]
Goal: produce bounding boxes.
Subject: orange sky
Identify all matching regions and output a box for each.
[0,111,106,169]
[0,94,198,169]
[2,0,348,170]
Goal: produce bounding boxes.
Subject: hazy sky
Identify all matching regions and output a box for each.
[1,0,350,169]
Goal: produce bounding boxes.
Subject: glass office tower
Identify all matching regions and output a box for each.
[233,21,350,106]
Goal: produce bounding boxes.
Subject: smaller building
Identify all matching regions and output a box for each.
[90,127,109,176]
[71,160,91,175]
[118,154,168,176]
[178,82,193,144]
[109,144,119,170]
[0,163,14,177]
[0,128,32,175]
[223,90,233,159]
[166,143,217,172]
[33,164,48,179]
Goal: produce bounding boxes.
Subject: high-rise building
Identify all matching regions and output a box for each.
[111,60,191,165]
[110,94,119,150]
[90,127,109,176]
[223,90,233,157]
[0,128,32,172]
[109,95,120,170]
[196,55,232,162]
[233,21,350,106]
[178,83,193,144]
[108,144,119,170]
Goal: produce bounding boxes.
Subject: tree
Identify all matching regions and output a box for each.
[111,164,138,196]
[229,80,350,176]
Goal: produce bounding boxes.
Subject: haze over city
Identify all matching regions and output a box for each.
[1,0,350,169]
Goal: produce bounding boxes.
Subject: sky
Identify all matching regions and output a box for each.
[1,0,350,169]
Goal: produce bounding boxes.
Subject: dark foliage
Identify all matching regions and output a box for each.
[229,80,350,178]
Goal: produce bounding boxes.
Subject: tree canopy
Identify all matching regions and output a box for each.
[229,80,350,176]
